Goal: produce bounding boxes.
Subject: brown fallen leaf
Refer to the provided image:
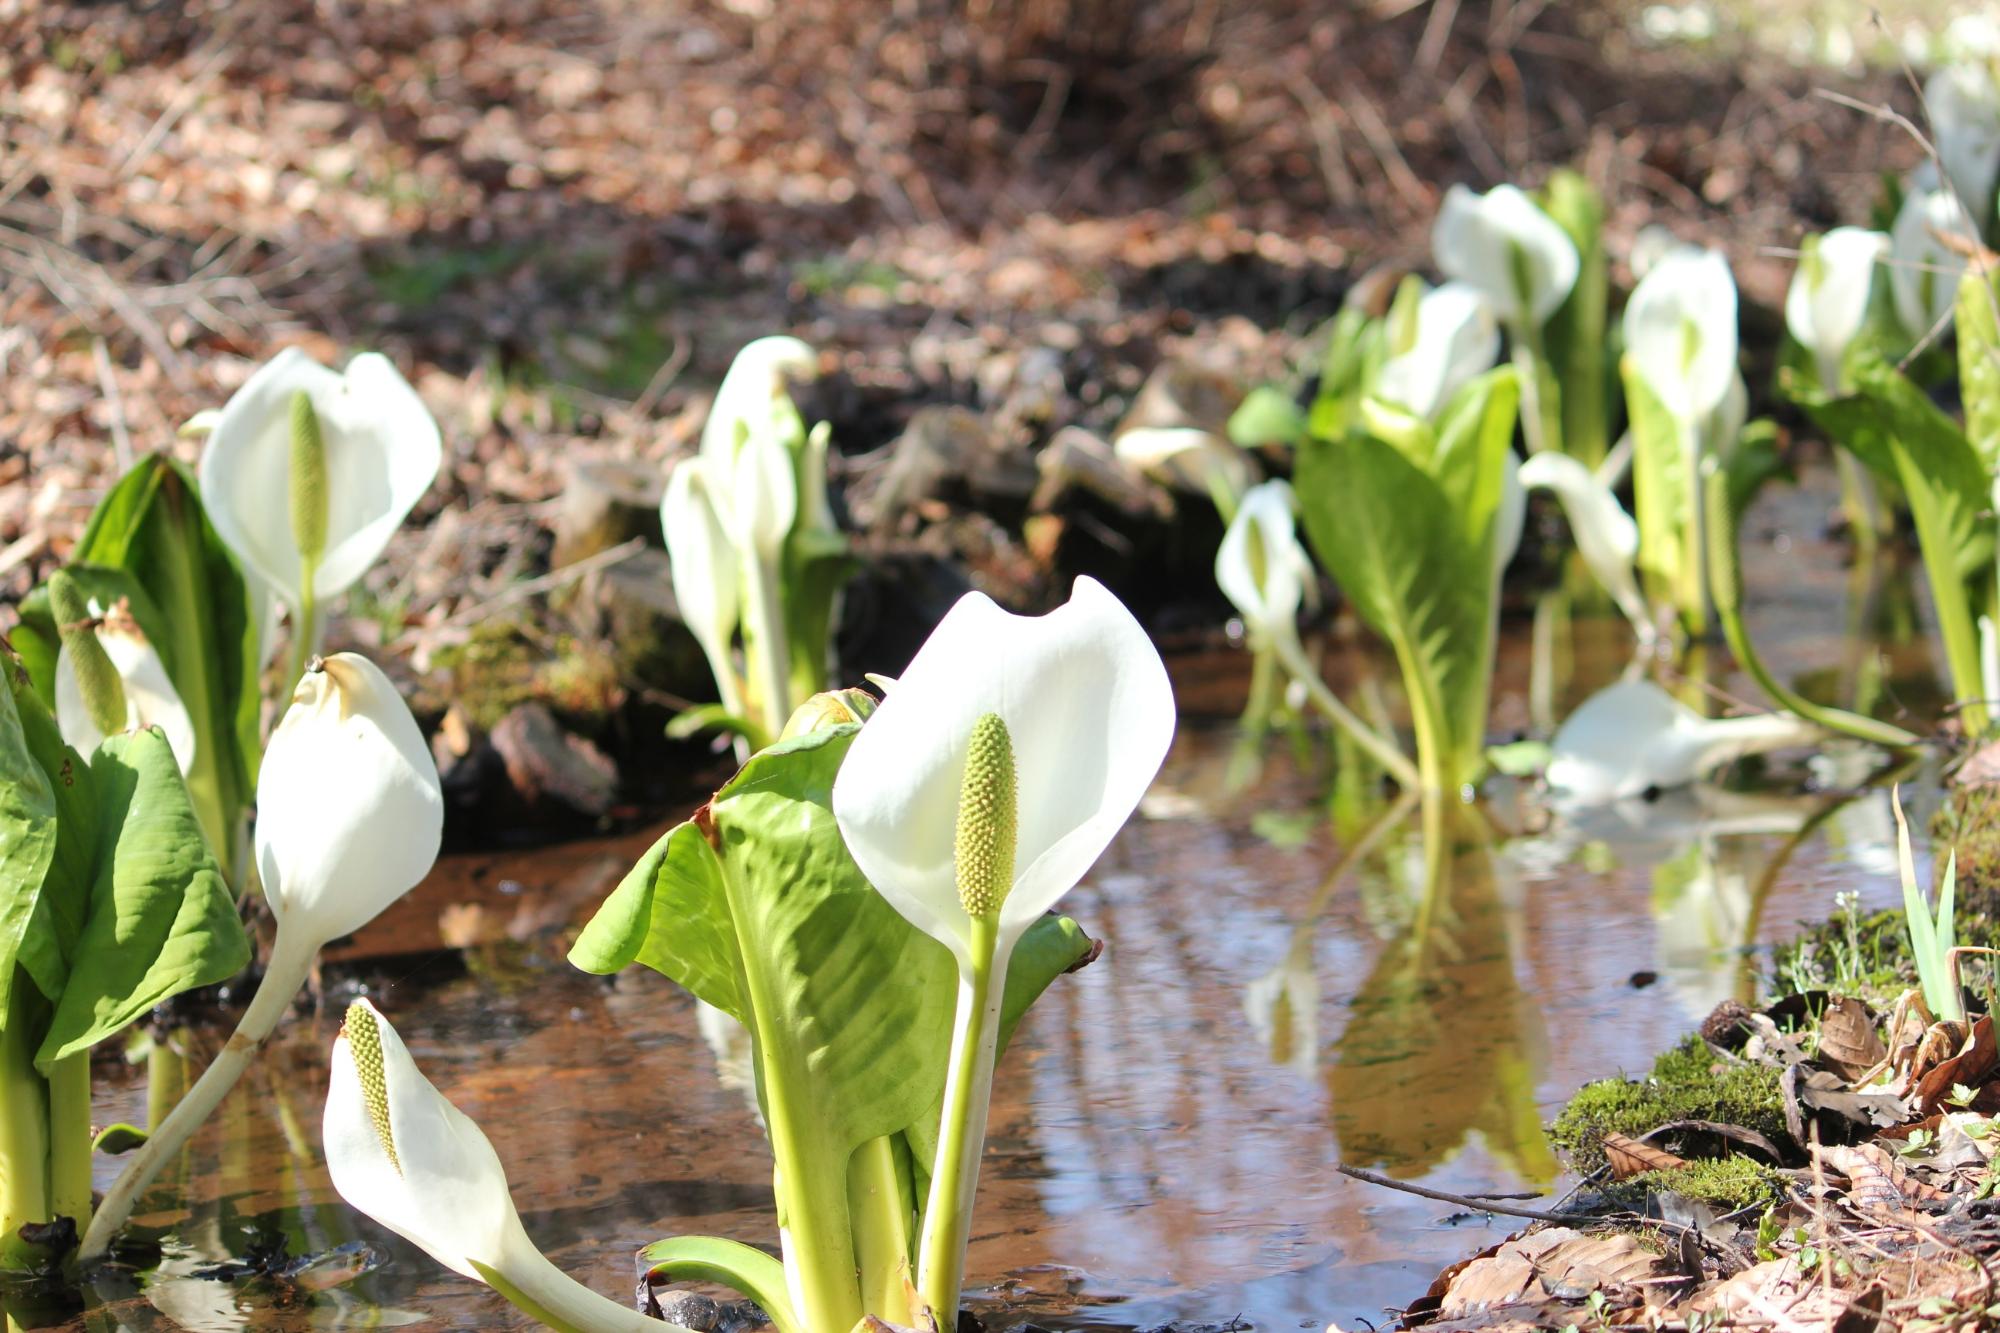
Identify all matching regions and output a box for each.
[1913,1015,1996,1115]
[1814,1142,1951,1214]
[1821,996,1887,1079]
[1603,1132,1687,1180]
[1435,1228,1668,1316]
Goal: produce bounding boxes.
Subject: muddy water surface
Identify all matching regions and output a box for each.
[56,465,1956,1330]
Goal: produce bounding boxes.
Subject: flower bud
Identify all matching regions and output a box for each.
[49,571,126,738]
[778,687,878,740]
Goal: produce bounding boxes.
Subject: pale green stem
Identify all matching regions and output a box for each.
[474,1224,695,1333]
[849,1136,914,1325]
[46,1052,91,1243]
[1834,450,1883,561]
[638,1236,804,1333]
[1509,321,1561,456]
[1678,427,1708,639]
[1933,567,1991,737]
[1267,627,1420,790]
[742,552,793,740]
[284,585,319,703]
[1239,641,1279,738]
[79,925,319,1261]
[916,918,1009,1327]
[0,981,53,1272]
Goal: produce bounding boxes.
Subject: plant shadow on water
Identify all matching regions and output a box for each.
[11,463,1963,1332]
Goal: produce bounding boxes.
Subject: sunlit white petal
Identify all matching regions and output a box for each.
[1215,479,1312,633]
[1891,187,1978,337]
[1785,228,1890,389]
[53,615,199,774]
[1114,427,1260,502]
[1432,184,1580,326]
[1927,62,2000,223]
[1373,282,1502,419]
[1547,679,1821,803]
[661,457,739,661]
[1622,245,1739,421]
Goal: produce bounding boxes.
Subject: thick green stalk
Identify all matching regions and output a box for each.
[0,980,52,1272]
[1930,564,1990,737]
[80,925,318,1261]
[741,553,794,740]
[1508,323,1562,457]
[848,1135,914,1325]
[45,1053,91,1244]
[916,918,1006,1327]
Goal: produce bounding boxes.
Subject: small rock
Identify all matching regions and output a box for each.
[1113,359,1243,438]
[489,703,618,817]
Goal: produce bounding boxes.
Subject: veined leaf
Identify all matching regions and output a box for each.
[0,660,58,1020]
[1431,367,1522,555]
[37,728,247,1070]
[6,664,95,1008]
[1295,435,1490,788]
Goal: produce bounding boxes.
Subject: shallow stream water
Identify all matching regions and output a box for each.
[36,464,1966,1331]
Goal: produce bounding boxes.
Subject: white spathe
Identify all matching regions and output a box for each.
[199,348,441,610]
[1515,453,1653,643]
[698,336,817,477]
[255,653,444,945]
[1891,187,1978,337]
[661,456,740,663]
[1622,244,1739,423]
[1432,184,1580,327]
[1215,479,1316,635]
[1926,61,2000,223]
[1373,282,1502,420]
[1114,427,1260,503]
[53,607,199,774]
[831,576,1176,963]
[1546,679,1821,804]
[1785,227,1891,390]
[324,999,528,1281]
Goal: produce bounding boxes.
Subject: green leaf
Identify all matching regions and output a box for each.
[1539,169,1612,469]
[1622,358,1692,612]
[1226,386,1307,449]
[35,728,249,1071]
[1430,367,1522,553]
[4,665,95,1009]
[0,661,58,1022]
[1294,434,1491,789]
[1957,269,2000,471]
[569,819,744,1015]
[65,456,261,874]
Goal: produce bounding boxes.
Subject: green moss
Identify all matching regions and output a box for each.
[1933,785,2000,918]
[430,620,624,731]
[1549,1037,1787,1172]
[1771,897,2000,1005]
[1609,1156,1786,1212]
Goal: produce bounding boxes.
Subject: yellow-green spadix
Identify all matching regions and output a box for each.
[831,576,1176,965]
[326,1000,682,1331]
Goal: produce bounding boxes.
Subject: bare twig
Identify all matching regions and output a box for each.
[92,338,133,472]
[423,537,649,634]
[1336,1164,1600,1223]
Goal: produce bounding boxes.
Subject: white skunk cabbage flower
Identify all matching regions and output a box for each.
[1432,184,1579,327]
[1215,479,1316,637]
[1374,282,1502,420]
[199,348,441,614]
[1547,679,1822,804]
[49,582,198,774]
[1926,61,2000,223]
[1115,427,1260,506]
[1785,228,1890,390]
[1891,187,1979,337]
[326,1000,680,1331]
[1516,453,1653,644]
[256,653,444,946]
[833,576,1175,966]
[726,424,801,561]
[698,336,817,477]
[1623,245,1739,425]
[661,457,740,670]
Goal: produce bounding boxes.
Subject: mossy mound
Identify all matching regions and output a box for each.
[1771,902,2000,1006]
[1549,1037,1787,1172]
[1606,1156,1788,1212]
[1933,784,2000,918]
[430,619,626,732]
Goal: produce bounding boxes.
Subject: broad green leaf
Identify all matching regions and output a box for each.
[1957,269,2000,470]
[1430,367,1521,553]
[66,456,261,871]
[5,665,95,1008]
[1622,357,1692,607]
[1539,169,1612,468]
[569,819,744,1015]
[36,728,248,1070]
[0,660,58,1020]
[1295,435,1488,788]
[1850,355,1993,585]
